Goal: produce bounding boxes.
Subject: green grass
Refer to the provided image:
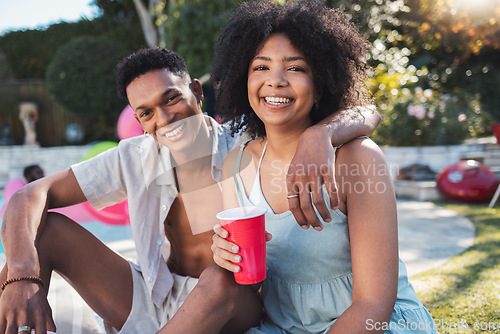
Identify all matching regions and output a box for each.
[410,202,500,334]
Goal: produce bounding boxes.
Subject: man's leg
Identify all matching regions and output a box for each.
[161,264,262,334]
[0,212,133,330]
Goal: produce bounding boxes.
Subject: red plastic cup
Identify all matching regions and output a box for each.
[216,206,267,284]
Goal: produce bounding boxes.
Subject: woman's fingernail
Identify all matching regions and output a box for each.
[314,226,323,231]
[232,245,239,252]
[325,218,332,223]
[301,225,309,230]
[234,255,241,262]
[222,230,228,238]
[234,265,241,272]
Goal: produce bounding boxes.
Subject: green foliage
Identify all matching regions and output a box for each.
[394,0,500,124]
[90,0,147,52]
[46,36,130,141]
[158,0,240,78]
[0,52,13,80]
[373,85,486,146]
[327,0,498,145]
[0,1,145,80]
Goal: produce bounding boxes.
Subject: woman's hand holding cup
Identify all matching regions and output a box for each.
[212,224,243,273]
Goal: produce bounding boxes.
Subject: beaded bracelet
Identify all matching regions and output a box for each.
[1,276,44,291]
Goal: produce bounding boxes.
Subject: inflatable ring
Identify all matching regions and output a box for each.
[0,178,97,223]
[1,178,26,219]
[117,105,143,140]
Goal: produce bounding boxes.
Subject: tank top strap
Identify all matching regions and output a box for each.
[256,141,268,174]
[234,139,253,206]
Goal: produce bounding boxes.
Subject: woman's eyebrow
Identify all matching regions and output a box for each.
[283,56,306,62]
[252,56,306,62]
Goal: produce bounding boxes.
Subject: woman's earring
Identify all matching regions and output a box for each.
[144,131,150,137]
[314,102,319,111]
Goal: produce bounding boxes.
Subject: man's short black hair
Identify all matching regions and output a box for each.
[116,47,190,103]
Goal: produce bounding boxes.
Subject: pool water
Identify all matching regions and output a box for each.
[0,196,133,254]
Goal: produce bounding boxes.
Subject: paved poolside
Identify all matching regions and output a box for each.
[0,199,475,333]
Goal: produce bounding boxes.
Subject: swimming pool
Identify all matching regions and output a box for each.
[0,196,133,254]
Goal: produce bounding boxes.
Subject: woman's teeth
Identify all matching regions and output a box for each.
[264,97,291,105]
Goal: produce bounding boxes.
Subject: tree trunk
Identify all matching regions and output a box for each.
[132,0,158,47]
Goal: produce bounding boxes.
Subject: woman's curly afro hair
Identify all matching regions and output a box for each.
[211,0,372,138]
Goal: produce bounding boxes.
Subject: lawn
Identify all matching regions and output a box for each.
[410,203,500,333]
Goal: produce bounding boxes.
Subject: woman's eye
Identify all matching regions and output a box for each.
[289,66,304,72]
[252,65,268,71]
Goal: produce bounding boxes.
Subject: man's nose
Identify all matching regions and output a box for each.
[157,108,175,127]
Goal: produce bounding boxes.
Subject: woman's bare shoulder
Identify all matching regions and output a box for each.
[222,138,265,178]
[336,137,385,167]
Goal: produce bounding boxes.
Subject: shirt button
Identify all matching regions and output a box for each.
[157,239,163,246]
[148,277,153,282]
[161,205,167,211]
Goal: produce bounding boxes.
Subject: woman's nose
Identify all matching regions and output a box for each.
[266,69,288,87]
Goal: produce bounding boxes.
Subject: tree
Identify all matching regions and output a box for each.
[325,0,498,145]
[396,0,499,122]
[0,52,13,80]
[0,1,146,80]
[130,0,165,47]
[46,36,130,141]
[125,0,239,79]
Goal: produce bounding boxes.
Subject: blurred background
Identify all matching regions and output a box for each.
[0,0,498,147]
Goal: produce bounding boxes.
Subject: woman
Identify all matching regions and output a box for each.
[211,1,438,333]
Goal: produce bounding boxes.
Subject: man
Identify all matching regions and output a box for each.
[23,165,45,183]
[0,48,379,333]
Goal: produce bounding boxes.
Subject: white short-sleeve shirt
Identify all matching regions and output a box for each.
[71,116,242,306]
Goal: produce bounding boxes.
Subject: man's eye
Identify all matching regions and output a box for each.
[166,94,181,104]
[140,110,152,118]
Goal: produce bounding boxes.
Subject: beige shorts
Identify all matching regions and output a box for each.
[104,263,198,334]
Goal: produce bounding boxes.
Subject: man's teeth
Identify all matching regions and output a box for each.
[164,123,185,137]
[264,97,291,104]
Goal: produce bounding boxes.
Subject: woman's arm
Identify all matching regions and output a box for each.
[287,106,380,230]
[328,138,398,334]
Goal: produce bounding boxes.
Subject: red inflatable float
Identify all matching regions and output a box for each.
[437,160,499,203]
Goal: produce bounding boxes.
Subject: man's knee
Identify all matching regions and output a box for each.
[198,265,235,287]
[197,265,242,300]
